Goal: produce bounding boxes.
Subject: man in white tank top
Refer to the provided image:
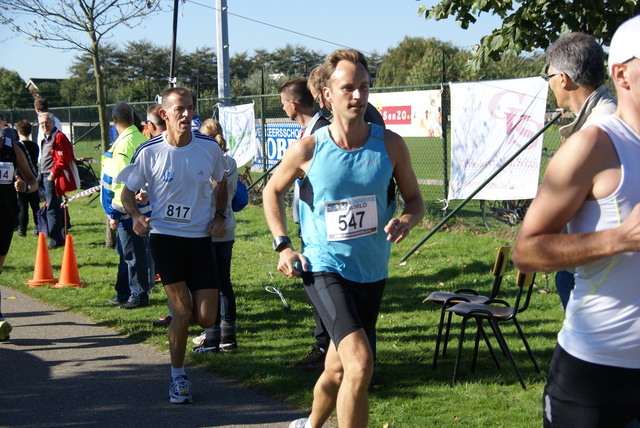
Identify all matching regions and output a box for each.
[514,15,640,428]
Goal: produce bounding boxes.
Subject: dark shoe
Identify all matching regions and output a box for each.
[220,335,238,351]
[17,230,26,237]
[108,297,125,305]
[152,316,172,327]
[117,301,148,309]
[289,347,326,370]
[32,230,39,237]
[192,340,220,354]
[47,244,64,250]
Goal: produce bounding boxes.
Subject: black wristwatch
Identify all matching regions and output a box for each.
[215,210,227,219]
[272,236,292,252]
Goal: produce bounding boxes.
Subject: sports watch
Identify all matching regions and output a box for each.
[272,236,292,252]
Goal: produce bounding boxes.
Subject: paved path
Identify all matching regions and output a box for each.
[0,285,308,428]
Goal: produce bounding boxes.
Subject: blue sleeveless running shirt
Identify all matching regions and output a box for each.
[298,123,396,283]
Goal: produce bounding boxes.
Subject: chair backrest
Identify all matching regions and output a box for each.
[513,271,536,314]
[489,243,512,298]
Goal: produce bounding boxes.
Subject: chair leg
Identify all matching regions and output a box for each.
[471,319,501,372]
[512,318,541,373]
[442,310,454,356]
[432,304,448,370]
[471,318,482,373]
[451,315,470,387]
[487,318,527,390]
[480,324,501,370]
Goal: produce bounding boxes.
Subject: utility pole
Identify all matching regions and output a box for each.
[168,0,179,87]
[216,0,230,106]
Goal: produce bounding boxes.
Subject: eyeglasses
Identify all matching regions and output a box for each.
[543,73,559,81]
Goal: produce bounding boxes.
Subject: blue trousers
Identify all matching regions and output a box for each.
[43,178,64,247]
[212,240,236,327]
[116,226,153,305]
[555,270,575,311]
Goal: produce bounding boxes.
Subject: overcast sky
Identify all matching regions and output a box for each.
[1,0,503,81]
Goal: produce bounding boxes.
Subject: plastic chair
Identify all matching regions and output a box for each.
[446,271,541,389]
[424,243,512,369]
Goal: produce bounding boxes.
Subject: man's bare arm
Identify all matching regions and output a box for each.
[385,131,425,243]
[513,126,640,272]
[14,145,38,192]
[263,136,314,277]
[208,175,228,238]
[122,185,151,236]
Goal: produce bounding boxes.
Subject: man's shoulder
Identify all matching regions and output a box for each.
[53,129,71,143]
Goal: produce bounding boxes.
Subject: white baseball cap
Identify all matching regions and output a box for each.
[609,15,640,75]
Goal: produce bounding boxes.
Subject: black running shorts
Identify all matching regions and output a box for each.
[543,344,640,427]
[150,234,218,291]
[302,271,385,348]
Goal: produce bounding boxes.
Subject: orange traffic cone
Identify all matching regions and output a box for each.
[27,232,57,287]
[53,235,87,289]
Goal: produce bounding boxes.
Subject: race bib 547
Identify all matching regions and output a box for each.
[324,195,377,241]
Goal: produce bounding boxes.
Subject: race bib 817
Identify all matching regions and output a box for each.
[163,203,192,224]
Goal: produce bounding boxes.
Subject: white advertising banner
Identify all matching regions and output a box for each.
[368,90,443,137]
[218,102,262,167]
[448,77,548,200]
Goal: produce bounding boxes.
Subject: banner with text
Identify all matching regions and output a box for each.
[254,122,301,169]
[448,77,548,200]
[368,89,443,137]
[218,102,262,167]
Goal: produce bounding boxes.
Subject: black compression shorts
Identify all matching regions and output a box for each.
[543,344,640,428]
[150,234,218,292]
[302,271,385,348]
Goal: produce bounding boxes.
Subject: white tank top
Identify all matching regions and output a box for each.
[560,114,640,368]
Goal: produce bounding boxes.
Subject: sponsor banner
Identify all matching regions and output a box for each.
[448,77,548,200]
[218,102,262,167]
[368,89,443,137]
[254,122,301,169]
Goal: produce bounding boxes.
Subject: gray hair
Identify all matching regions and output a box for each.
[546,33,606,89]
[38,112,54,123]
[111,101,134,125]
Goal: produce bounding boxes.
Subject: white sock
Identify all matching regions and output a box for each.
[171,366,186,380]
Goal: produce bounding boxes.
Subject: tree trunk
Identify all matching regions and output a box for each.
[90,38,116,248]
[91,39,110,154]
[105,217,116,249]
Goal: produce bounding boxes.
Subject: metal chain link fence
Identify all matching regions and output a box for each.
[1,83,564,231]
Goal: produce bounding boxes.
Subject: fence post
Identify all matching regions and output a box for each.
[68,107,73,142]
[260,68,267,172]
[440,83,449,213]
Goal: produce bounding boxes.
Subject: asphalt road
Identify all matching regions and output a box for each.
[0,284,309,428]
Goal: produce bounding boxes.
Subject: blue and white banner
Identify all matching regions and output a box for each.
[218,102,262,168]
[448,77,548,200]
[254,122,301,169]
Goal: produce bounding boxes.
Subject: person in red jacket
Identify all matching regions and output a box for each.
[38,112,79,249]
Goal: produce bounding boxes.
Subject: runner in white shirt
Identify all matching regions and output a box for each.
[121,87,228,405]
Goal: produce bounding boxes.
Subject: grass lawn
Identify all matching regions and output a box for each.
[0,187,566,427]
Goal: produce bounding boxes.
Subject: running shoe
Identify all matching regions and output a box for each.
[220,334,237,351]
[289,418,309,428]
[192,340,220,354]
[169,376,192,404]
[0,320,12,341]
[192,331,206,345]
[289,347,325,370]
